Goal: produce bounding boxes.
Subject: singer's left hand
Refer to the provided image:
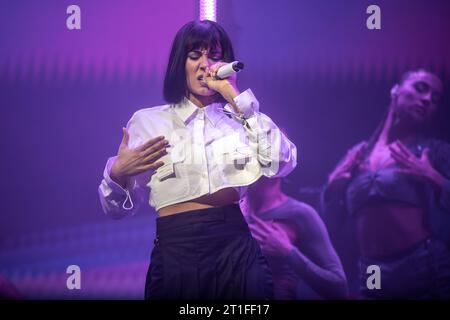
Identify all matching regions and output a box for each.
[203,62,241,114]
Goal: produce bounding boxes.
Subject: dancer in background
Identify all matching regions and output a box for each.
[322,70,450,299]
[241,176,348,299]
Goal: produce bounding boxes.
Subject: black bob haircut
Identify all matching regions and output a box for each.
[163,20,235,104]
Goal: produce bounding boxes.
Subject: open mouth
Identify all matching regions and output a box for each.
[197,75,208,87]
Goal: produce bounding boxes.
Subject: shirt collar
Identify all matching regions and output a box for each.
[173,97,226,127]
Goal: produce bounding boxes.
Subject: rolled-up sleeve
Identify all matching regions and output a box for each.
[98,113,149,219]
[98,156,148,219]
[226,89,297,178]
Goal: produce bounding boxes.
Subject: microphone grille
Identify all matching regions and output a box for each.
[233,62,244,71]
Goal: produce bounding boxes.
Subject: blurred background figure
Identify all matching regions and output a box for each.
[241,176,348,299]
[322,70,450,299]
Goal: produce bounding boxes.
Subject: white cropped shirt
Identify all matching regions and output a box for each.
[98,89,297,217]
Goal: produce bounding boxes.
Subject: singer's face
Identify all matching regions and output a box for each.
[185,47,222,98]
[393,71,442,126]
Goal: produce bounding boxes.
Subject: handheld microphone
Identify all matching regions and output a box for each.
[216,61,244,79]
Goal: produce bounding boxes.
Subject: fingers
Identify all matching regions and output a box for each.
[208,62,227,77]
[141,139,170,158]
[251,216,274,233]
[356,143,367,154]
[353,146,366,163]
[206,67,216,79]
[335,167,352,178]
[393,141,413,158]
[143,146,168,164]
[390,147,410,167]
[249,228,265,243]
[142,160,165,172]
[204,68,219,85]
[349,147,364,164]
[328,167,352,183]
[270,221,285,234]
[121,127,130,147]
[389,142,414,165]
[268,222,290,242]
[397,142,413,158]
[339,147,363,171]
[340,172,352,179]
[137,136,166,152]
[421,148,430,161]
[249,224,267,242]
[205,62,228,80]
[249,217,287,241]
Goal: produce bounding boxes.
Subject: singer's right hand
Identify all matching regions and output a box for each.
[327,143,366,184]
[204,62,242,115]
[204,62,238,93]
[110,128,168,187]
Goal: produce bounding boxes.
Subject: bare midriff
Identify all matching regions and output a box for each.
[356,200,430,259]
[158,187,240,216]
